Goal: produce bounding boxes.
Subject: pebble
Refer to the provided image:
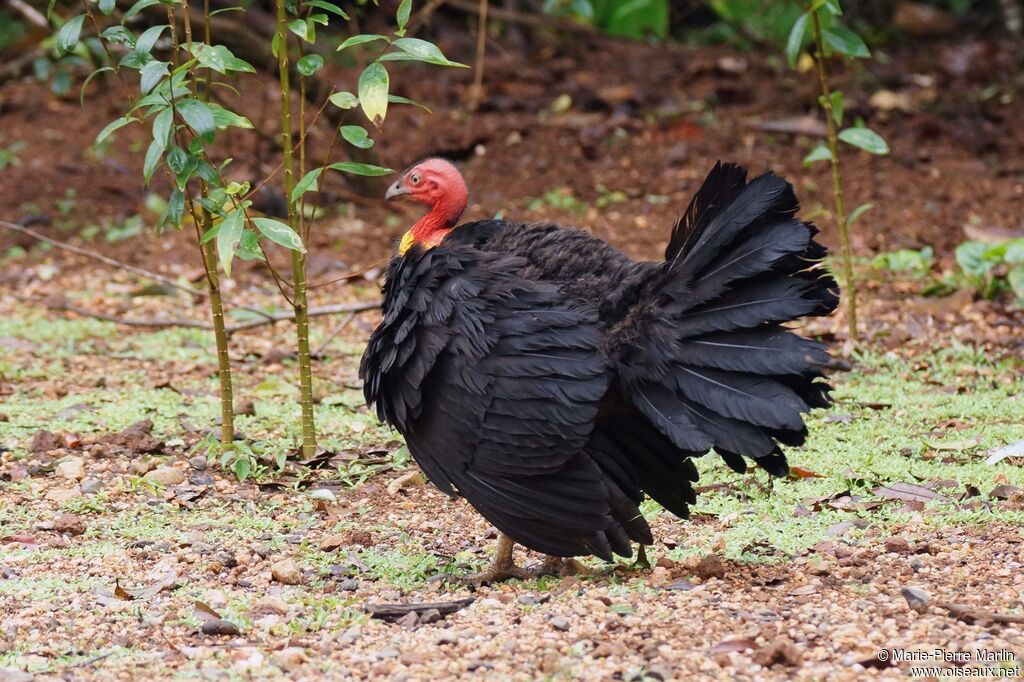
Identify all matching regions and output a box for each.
[189,455,207,471]
[271,558,303,585]
[901,586,931,613]
[53,513,85,535]
[885,537,912,554]
[271,647,308,672]
[55,457,85,481]
[143,467,185,486]
[44,487,81,503]
[549,615,570,631]
[201,619,240,636]
[79,478,103,494]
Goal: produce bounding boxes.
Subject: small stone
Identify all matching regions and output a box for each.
[655,556,675,569]
[55,457,85,481]
[752,637,802,667]
[30,429,59,453]
[189,456,207,471]
[143,467,186,486]
[337,578,359,592]
[45,487,81,503]
[271,647,308,672]
[885,537,912,554]
[436,629,458,645]
[53,513,85,535]
[130,460,154,475]
[648,566,672,588]
[399,650,427,665]
[80,478,103,494]
[0,667,34,682]
[250,593,290,614]
[901,586,931,614]
[320,533,346,551]
[695,554,726,581]
[549,615,570,632]
[271,558,303,585]
[201,619,240,636]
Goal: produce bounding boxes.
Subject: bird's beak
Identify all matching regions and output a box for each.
[385,180,409,201]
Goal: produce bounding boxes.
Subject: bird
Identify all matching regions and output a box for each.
[360,157,838,583]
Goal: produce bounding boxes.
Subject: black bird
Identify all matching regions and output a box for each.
[361,158,838,582]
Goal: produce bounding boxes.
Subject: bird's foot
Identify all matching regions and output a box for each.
[457,562,534,587]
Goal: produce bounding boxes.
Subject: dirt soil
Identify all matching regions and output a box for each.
[1,22,1024,682]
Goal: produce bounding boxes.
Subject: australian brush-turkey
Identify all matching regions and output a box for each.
[361,158,838,583]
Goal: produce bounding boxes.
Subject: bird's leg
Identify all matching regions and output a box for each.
[631,544,651,570]
[459,534,533,585]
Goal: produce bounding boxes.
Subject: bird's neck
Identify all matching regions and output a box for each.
[401,196,465,254]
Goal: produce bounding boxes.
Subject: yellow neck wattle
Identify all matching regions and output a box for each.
[398,230,416,255]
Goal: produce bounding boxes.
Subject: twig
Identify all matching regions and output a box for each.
[9,0,48,28]
[467,0,488,111]
[15,295,379,333]
[0,219,280,323]
[1,219,203,297]
[312,311,355,358]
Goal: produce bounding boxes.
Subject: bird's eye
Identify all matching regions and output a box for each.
[410,173,421,185]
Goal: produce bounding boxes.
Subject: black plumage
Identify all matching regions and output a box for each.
[361,162,839,561]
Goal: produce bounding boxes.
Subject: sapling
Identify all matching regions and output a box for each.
[787,0,889,342]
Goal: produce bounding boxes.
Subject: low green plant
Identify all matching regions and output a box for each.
[0,142,26,170]
[955,239,1024,301]
[785,1,890,341]
[872,245,933,277]
[543,0,668,39]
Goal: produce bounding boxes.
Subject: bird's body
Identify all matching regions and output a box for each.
[361,160,838,573]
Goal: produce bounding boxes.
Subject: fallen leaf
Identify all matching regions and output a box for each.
[116,570,178,600]
[193,601,222,623]
[710,638,757,654]
[788,467,825,479]
[364,598,475,622]
[986,439,1024,465]
[873,482,946,504]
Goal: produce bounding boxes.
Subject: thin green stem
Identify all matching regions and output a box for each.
[810,8,858,342]
[275,0,317,457]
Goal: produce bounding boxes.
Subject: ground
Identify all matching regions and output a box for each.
[2,22,1024,682]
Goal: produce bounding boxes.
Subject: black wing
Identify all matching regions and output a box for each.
[361,245,649,559]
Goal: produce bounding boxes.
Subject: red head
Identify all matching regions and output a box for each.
[385,158,468,253]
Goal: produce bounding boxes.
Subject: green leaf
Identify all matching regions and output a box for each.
[140,60,169,94]
[786,12,809,69]
[166,146,188,174]
[100,25,135,47]
[134,24,167,56]
[1004,239,1024,265]
[291,168,323,203]
[340,124,373,149]
[95,116,134,147]
[955,241,993,279]
[337,34,389,52]
[306,0,350,19]
[123,0,163,20]
[822,26,870,59]
[236,230,266,261]
[382,38,469,67]
[233,456,251,482]
[289,18,313,43]
[847,202,873,226]
[207,102,254,129]
[297,54,325,76]
[838,127,889,155]
[802,144,833,167]
[57,15,85,55]
[388,94,431,112]
[358,62,389,128]
[152,106,173,145]
[98,0,116,14]
[217,208,244,276]
[142,137,165,184]
[828,90,844,126]
[177,99,216,139]
[252,217,306,253]
[165,188,185,227]
[329,91,359,109]
[192,43,226,73]
[396,0,412,35]
[328,161,393,176]
[1008,268,1024,302]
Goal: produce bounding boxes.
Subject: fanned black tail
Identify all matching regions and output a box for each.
[624,162,838,483]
